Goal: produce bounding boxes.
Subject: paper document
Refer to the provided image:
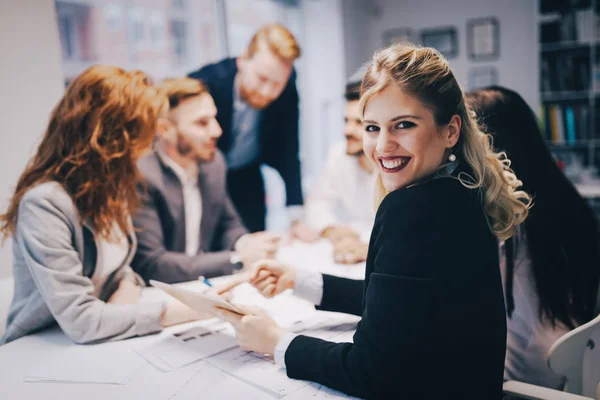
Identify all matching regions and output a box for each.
[150,279,245,316]
[206,347,309,397]
[227,282,315,329]
[282,382,363,399]
[289,312,359,343]
[24,341,143,385]
[206,313,359,397]
[169,361,274,400]
[134,319,237,371]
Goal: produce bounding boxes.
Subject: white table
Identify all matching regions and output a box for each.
[0,239,365,400]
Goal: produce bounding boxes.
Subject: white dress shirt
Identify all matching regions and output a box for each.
[92,223,130,298]
[157,147,203,256]
[274,268,324,368]
[500,234,569,389]
[305,141,376,233]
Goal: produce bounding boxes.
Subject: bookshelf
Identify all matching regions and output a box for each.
[539,0,599,173]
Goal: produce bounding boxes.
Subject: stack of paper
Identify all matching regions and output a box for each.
[133,319,237,371]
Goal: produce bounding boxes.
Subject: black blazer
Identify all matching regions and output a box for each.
[131,150,248,284]
[188,58,303,207]
[285,177,507,399]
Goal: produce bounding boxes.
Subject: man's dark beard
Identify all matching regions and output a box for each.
[176,134,202,162]
[346,137,364,157]
[347,148,364,157]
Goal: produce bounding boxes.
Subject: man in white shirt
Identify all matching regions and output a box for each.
[132,77,279,284]
[291,77,376,264]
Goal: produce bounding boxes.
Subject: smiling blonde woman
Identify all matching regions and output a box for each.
[217,44,531,400]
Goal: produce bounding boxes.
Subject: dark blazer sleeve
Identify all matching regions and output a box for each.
[188,64,215,86]
[284,189,446,399]
[264,72,303,207]
[316,274,363,316]
[132,183,237,284]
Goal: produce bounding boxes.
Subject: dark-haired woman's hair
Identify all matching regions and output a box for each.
[467,86,600,329]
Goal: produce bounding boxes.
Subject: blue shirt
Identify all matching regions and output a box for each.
[226,77,262,170]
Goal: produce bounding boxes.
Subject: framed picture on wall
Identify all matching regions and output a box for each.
[467,17,499,61]
[420,27,458,59]
[383,28,415,46]
[468,66,498,90]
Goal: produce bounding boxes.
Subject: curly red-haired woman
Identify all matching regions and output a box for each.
[0,66,197,345]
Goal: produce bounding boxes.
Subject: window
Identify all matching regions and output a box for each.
[56,1,90,61]
[57,11,76,60]
[104,3,123,31]
[54,0,221,82]
[149,11,165,51]
[129,7,146,51]
[171,20,187,65]
[172,0,186,10]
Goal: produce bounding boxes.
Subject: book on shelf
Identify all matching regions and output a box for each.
[541,50,591,92]
[595,51,600,91]
[541,21,562,43]
[576,9,595,41]
[565,105,577,142]
[540,0,592,15]
[542,103,591,143]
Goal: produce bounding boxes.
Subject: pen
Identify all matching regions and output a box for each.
[199,276,213,287]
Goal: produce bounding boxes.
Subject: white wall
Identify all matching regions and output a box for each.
[341,0,373,80]
[265,0,347,230]
[300,0,346,179]
[0,0,64,278]
[343,0,539,111]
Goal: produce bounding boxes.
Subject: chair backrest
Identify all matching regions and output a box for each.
[548,313,600,397]
[582,324,600,398]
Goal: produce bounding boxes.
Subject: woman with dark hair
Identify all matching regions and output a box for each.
[467,86,600,389]
[0,65,198,345]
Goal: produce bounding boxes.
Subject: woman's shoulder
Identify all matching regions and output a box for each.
[19,181,78,228]
[379,177,471,217]
[22,181,72,207]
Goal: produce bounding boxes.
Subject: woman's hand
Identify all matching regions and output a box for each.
[249,260,297,298]
[160,299,210,327]
[108,279,142,305]
[216,305,287,355]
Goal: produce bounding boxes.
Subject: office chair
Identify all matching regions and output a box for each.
[503,313,600,400]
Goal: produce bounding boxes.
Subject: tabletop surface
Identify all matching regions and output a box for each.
[0,239,366,400]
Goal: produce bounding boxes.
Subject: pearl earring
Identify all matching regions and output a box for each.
[448,153,456,162]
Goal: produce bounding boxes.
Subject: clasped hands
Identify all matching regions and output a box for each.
[214,260,298,355]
